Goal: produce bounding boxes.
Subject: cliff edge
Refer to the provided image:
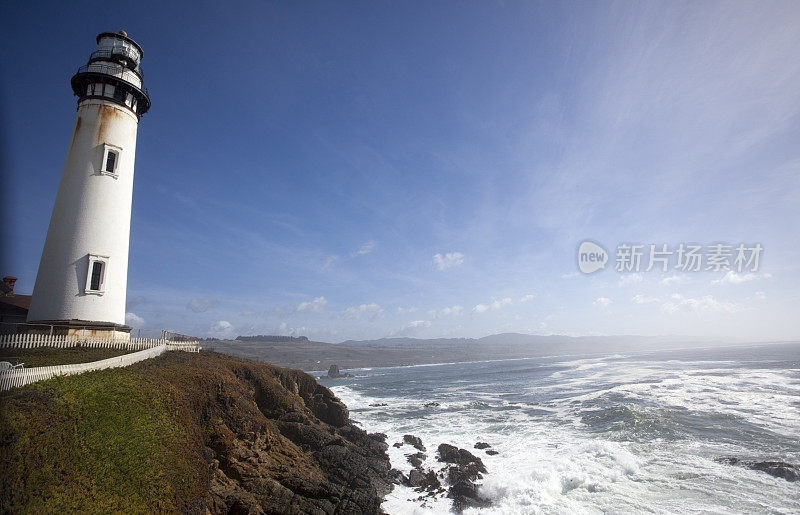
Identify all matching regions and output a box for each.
[0,351,392,513]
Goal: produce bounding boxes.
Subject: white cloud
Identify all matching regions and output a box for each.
[341,303,384,320]
[388,319,432,337]
[755,291,767,300]
[519,294,535,303]
[661,294,738,314]
[187,297,216,313]
[352,240,376,257]
[441,305,464,316]
[632,294,660,304]
[660,275,684,286]
[593,297,613,308]
[397,306,418,314]
[712,271,772,284]
[433,252,465,270]
[472,298,512,314]
[296,296,328,313]
[211,320,233,333]
[618,273,643,286]
[428,305,464,319]
[561,272,580,280]
[276,322,312,337]
[125,312,145,326]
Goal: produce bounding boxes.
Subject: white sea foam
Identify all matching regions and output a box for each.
[329,347,800,514]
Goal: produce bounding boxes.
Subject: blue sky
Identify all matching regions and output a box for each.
[2,1,799,341]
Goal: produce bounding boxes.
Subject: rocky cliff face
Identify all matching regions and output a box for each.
[1,351,392,513]
[147,352,393,514]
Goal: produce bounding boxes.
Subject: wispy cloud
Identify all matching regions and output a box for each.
[126,296,146,309]
[427,305,464,319]
[340,303,384,321]
[712,271,772,285]
[618,273,643,287]
[472,298,512,314]
[660,275,684,286]
[632,294,660,304]
[661,294,738,314]
[125,312,145,326]
[389,319,432,337]
[519,294,535,303]
[322,255,339,269]
[351,240,376,257]
[296,296,327,313]
[433,252,465,271]
[187,298,217,313]
[593,297,613,308]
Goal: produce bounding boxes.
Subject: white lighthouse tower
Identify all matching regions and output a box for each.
[26,31,150,338]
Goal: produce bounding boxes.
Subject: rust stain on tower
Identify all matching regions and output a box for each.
[98,104,124,142]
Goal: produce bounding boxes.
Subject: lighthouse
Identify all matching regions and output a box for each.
[26,31,150,338]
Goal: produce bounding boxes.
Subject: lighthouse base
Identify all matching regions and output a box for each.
[21,320,132,340]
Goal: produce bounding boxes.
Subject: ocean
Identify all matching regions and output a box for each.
[316,342,800,514]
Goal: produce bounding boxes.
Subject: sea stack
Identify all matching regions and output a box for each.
[327,364,352,378]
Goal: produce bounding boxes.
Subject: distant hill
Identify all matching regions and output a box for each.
[208,332,723,372]
[235,334,309,342]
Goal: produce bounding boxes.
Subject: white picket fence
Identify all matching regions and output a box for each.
[0,344,167,391]
[0,334,202,392]
[0,333,173,351]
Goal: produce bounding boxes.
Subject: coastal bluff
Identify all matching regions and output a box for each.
[0,351,392,513]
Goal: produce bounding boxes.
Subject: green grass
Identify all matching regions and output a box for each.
[0,365,207,513]
[0,347,131,367]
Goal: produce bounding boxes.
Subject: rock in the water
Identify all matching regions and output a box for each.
[449,478,492,512]
[437,443,487,473]
[474,442,491,449]
[407,452,427,469]
[715,457,799,482]
[485,449,499,456]
[389,468,408,485]
[406,468,441,492]
[404,434,426,452]
[437,443,491,512]
[327,364,353,378]
[447,463,484,484]
[424,402,440,408]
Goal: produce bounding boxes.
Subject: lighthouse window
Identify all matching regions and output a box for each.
[105,151,117,173]
[113,87,126,103]
[100,144,121,177]
[90,262,103,291]
[85,255,109,294]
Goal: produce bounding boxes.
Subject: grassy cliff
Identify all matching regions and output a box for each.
[0,351,391,513]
